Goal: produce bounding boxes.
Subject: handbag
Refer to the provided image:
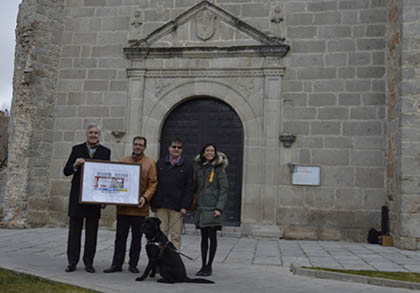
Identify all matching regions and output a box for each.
[190,170,207,211]
[190,193,199,211]
[190,183,204,211]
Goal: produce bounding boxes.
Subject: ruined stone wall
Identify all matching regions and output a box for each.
[2,0,65,227]
[0,171,6,220]
[0,111,9,220]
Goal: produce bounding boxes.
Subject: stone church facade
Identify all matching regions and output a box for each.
[1,0,419,249]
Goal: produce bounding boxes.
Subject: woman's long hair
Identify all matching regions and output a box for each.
[199,143,218,164]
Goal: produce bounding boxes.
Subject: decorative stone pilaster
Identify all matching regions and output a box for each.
[125,68,146,154]
[260,66,283,225]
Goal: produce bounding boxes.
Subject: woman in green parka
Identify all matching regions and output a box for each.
[193,143,228,277]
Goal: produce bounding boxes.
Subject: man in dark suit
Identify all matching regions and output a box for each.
[63,123,111,273]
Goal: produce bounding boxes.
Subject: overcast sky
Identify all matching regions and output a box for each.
[0,1,20,111]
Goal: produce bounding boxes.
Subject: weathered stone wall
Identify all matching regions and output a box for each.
[0,111,9,220]
[391,0,420,249]
[0,171,6,220]
[2,0,65,227]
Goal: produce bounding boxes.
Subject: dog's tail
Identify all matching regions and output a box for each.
[185,277,215,284]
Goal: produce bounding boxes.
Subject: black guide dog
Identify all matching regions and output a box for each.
[136,217,214,284]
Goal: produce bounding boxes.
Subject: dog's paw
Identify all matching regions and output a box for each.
[136,276,146,282]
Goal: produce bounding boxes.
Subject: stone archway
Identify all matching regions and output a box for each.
[126,67,284,236]
[159,96,244,226]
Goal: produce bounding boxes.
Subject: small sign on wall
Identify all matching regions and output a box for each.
[291,165,320,186]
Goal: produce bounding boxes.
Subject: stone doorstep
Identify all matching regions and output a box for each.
[290,264,420,291]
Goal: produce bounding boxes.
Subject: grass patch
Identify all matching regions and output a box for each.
[304,267,420,283]
[0,268,98,293]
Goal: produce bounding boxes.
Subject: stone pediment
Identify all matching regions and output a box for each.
[124,0,289,59]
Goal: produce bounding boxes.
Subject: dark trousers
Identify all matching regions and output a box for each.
[111,214,145,268]
[67,216,99,267]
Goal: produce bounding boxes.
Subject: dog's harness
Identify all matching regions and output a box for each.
[147,240,194,261]
[148,240,169,257]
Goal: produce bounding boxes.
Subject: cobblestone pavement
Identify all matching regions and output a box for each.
[0,228,418,292]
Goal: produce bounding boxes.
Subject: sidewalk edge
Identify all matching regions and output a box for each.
[290,264,420,291]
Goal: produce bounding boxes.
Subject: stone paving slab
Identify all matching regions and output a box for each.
[0,228,419,292]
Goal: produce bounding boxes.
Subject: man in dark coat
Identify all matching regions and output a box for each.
[63,123,111,273]
[150,138,194,250]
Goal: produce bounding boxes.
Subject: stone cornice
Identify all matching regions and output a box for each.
[126,69,146,78]
[124,45,289,60]
[127,68,285,78]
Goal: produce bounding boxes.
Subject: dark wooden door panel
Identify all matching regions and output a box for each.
[160,97,243,226]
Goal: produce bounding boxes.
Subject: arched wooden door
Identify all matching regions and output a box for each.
[159,97,243,226]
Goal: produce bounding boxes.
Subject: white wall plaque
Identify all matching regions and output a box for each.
[80,160,141,205]
[292,165,320,186]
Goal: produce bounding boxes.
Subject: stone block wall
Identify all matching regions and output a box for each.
[50,0,137,225]
[278,0,386,241]
[6,0,404,242]
[49,0,388,239]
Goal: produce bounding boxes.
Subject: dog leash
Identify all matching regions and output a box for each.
[174,249,194,261]
[149,240,195,261]
[150,211,196,261]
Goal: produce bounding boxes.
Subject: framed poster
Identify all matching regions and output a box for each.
[80,160,141,205]
[291,165,320,186]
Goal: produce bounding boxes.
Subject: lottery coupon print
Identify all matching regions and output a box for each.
[80,160,141,205]
[94,173,126,192]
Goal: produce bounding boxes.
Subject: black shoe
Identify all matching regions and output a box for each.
[65,265,76,272]
[103,266,122,273]
[200,266,212,277]
[129,266,139,273]
[196,266,206,276]
[85,265,95,273]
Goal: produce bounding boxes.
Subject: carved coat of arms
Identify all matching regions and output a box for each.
[195,10,216,41]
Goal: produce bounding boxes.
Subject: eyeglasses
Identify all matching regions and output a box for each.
[171,145,183,149]
[134,143,145,147]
